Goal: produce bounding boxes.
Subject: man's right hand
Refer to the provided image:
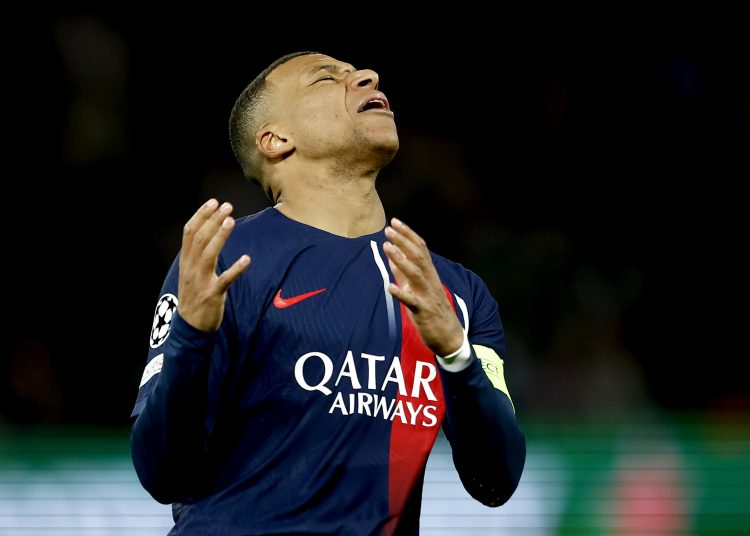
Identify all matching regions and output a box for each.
[177,199,251,332]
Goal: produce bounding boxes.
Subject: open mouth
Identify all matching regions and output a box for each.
[358,93,392,113]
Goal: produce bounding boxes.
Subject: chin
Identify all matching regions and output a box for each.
[348,127,398,165]
[371,135,399,168]
[374,124,400,150]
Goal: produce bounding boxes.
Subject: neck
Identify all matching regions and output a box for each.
[272,162,386,238]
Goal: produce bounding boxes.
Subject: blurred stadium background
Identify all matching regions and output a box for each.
[2,12,748,535]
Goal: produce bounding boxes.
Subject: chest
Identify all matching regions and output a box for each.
[257,240,395,353]
[237,240,446,425]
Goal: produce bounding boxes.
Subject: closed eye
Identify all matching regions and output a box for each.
[315,76,335,83]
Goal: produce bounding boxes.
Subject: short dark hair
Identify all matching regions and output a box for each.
[228,51,318,190]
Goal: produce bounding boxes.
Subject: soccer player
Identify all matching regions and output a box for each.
[130,51,526,535]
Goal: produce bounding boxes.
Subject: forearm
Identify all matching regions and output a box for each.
[438,346,526,507]
[130,313,216,504]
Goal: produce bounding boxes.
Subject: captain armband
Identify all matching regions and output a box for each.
[473,344,515,412]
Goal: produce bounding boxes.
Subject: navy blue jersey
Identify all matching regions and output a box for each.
[131,207,525,535]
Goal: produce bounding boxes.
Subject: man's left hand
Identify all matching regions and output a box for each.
[383,218,464,357]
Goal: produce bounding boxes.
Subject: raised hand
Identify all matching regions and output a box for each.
[383,218,464,357]
[178,199,251,332]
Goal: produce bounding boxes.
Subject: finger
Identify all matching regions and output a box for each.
[384,224,427,270]
[387,256,419,310]
[389,218,429,263]
[388,280,418,310]
[383,242,423,287]
[216,254,251,293]
[190,202,234,261]
[390,217,421,241]
[201,216,236,269]
[386,252,407,288]
[182,199,218,259]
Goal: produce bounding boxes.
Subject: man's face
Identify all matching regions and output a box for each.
[266,54,399,162]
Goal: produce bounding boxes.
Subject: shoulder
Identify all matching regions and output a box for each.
[431,250,505,352]
[232,207,279,237]
[221,207,298,262]
[218,206,320,297]
[431,249,501,322]
[430,250,491,298]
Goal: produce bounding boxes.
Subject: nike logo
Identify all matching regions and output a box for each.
[273,288,327,309]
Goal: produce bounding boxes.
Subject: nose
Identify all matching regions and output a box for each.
[349,69,379,91]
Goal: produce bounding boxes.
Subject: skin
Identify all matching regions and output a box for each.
[178,54,464,356]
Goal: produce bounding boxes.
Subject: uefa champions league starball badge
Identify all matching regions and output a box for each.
[150,293,178,348]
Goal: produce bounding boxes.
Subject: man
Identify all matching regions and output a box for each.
[130,51,525,535]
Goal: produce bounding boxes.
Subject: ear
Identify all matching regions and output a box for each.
[256,126,294,159]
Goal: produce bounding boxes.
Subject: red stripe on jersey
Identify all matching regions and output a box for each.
[384,286,454,534]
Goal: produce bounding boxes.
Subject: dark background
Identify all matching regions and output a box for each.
[4,13,748,425]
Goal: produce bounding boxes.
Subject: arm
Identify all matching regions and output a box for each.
[437,332,525,506]
[130,200,250,504]
[130,311,220,504]
[383,218,525,506]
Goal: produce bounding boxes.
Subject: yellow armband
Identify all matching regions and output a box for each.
[473,344,515,412]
